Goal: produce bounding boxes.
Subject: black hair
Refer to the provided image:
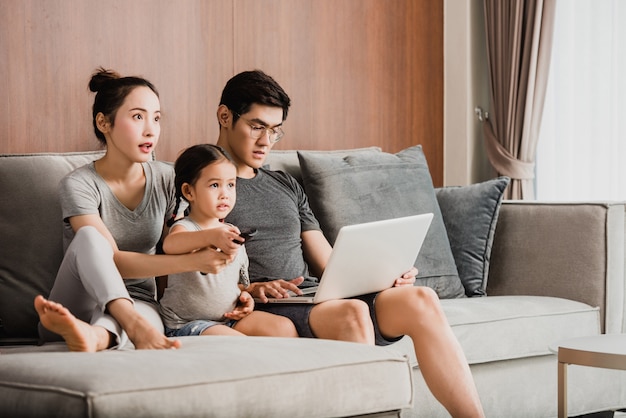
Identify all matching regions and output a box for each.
[89,67,159,146]
[219,70,291,126]
[167,144,235,227]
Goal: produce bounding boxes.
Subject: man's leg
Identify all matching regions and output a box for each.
[255,299,373,342]
[234,311,298,337]
[309,299,375,344]
[374,286,484,418]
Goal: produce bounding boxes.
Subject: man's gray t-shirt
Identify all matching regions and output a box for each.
[159,218,249,329]
[225,168,321,287]
[59,161,176,304]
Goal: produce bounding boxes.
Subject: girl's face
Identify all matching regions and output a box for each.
[102,86,161,163]
[183,159,237,223]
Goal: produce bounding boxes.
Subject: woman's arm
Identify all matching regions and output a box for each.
[162,223,241,255]
[69,214,234,278]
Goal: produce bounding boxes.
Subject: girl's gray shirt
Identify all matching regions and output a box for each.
[59,161,176,305]
[159,218,249,329]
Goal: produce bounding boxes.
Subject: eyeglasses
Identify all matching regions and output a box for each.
[234,112,284,143]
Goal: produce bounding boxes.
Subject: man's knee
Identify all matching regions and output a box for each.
[275,317,298,337]
[406,286,443,316]
[310,299,373,342]
[340,299,371,326]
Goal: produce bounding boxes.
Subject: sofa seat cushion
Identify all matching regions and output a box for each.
[391,295,600,366]
[0,336,413,418]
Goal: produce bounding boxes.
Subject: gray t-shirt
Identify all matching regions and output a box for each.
[59,161,176,304]
[225,168,321,287]
[159,218,250,329]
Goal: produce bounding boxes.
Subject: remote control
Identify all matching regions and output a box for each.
[233,228,258,244]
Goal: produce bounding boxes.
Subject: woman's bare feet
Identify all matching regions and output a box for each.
[105,298,182,350]
[34,295,108,352]
[123,314,182,350]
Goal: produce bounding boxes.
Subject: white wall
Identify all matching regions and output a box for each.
[444,0,493,186]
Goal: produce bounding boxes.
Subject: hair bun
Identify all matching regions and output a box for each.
[89,67,122,93]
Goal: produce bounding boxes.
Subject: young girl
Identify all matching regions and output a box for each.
[34,69,239,352]
[159,144,297,337]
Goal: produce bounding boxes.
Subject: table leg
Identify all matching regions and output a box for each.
[558,360,567,418]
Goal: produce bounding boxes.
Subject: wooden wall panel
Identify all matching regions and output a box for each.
[0,0,233,161]
[0,0,443,185]
[233,0,443,184]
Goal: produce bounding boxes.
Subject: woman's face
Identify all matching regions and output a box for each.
[104,86,161,163]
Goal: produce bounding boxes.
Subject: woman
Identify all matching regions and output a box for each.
[34,68,242,352]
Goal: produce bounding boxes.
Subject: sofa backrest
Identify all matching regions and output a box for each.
[264,147,382,183]
[0,148,375,341]
[0,151,105,340]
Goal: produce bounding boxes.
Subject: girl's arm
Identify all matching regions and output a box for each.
[162,223,241,255]
[69,214,234,278]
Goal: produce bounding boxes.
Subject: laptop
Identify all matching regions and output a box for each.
[262,213,434,304]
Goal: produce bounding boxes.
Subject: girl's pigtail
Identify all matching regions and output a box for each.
[167,194,182,227]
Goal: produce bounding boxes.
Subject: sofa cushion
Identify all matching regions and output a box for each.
[265,146,382,183]
[297,145,465,299]
[435,177,510,297]
[0,336,413,418]
[390,295,601,366]
[0,151,105,339]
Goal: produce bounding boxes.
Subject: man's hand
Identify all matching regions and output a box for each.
[224,291,254,320]
[393,267,417,287]
[248,277,305,303]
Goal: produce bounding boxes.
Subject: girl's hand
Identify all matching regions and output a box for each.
[248,277,305,303]
[224,291,254,320]
[209,224,243,255]
[393,267,417,287]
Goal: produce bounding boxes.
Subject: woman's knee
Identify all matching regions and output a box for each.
[71,226,112,256]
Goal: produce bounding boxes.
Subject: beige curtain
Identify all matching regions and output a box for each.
[483,0,556,199]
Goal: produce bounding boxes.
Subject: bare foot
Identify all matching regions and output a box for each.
[34,295,106,352]
[122,313,182,350]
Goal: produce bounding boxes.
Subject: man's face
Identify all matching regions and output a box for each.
[221,103,284,178]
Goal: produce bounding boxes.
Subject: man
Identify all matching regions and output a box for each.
[217,70,484,418]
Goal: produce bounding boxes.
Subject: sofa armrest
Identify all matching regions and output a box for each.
[487,201,626,333]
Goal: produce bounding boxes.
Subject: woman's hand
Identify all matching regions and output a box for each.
[248,277,305,303]
[192,246,237,275]
[224,291,254,320]
[393,266,417,287]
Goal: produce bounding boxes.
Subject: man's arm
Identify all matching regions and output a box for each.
[301,229,332,279]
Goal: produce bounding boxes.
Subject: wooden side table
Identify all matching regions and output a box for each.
[555,334,626,418]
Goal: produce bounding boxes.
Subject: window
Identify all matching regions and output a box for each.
[536,0,626,201]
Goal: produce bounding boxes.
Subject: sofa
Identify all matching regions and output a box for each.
[1,147,626,418]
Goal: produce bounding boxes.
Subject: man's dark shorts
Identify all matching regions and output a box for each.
[254,292,403,346]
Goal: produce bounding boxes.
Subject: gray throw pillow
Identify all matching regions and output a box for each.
[435,177,510,297]
[297,145,465,299]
